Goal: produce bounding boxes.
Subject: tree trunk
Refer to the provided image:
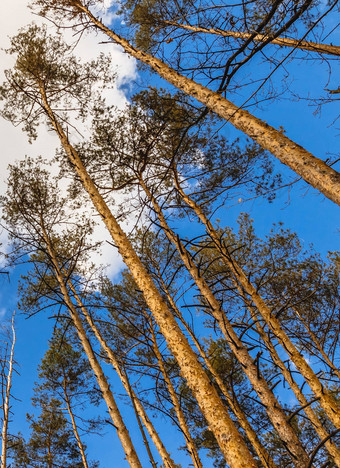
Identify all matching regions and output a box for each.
[38,85,257,468]
[62,379,90,468]
[290,304,340,381]
[162,21,340,56]
[139,176,310,468]
[74,2,340,206]
[247,304,340,467]
[41,227,142,468]
[123,368,158,468]
[0,313,15,468]
[148,317,203,468]
[172,168,340,431]
[67,280,177,468]
[158,274,277,468]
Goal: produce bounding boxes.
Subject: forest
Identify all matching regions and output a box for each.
[0,0,339,467]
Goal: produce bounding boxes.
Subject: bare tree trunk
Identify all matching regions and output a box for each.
[158,275,277,468]
[148,317,203,468]
[172,168,340,431]
[162,21,340,56]
[0,313,15,468]
[62,379,90,468]
[290,304,340,381]
[123,368,158,468]
[67,280,177,468]
[38,86,257,468]
[247,305,340,467]
[74,2,340,206]
[41,227,142,468]
[139,176,310,468]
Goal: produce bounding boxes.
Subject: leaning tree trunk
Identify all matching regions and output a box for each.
[62,378,90,468]
[0,313,15,468]
[67,279,177,468]
[289,304,340,381]
[73,2,340,206]
[162,20,340,56]
[123,368,159,468]
[148,317,203,468]
[172,167,340,432]
[38,85,257,468]
[41,227,142,468]
[157,274,277,468]
[246,303,340,467]
[139,176,310,468]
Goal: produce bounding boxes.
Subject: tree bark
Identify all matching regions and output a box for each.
[158,274,277,468]
[0,313,15,468]
[139,176,310,468]
[38,85,258,468]
[67,280,177,468]
[74,2,340,206]
[148,317,203,468]
[172,169,340,432]
[247,305,340,467]
[162,21,340,56]
[62,379,90,468]
[41,226,142,468]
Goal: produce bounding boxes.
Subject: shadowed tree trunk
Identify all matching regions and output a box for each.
[61,377,90,468]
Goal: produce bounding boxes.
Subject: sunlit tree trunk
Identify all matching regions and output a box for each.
[247,304,340,466]
[0,313,15,468]
[148,317,203,468]
[123,368,158,468]
[74,2,340,206]
[67,280,177,468]
[40,226,142,468]
[138,176,310,468]
[171,167,340,433]
[162,21,340,56]
[289,304,340,381]
[62,378,90,468]
[38,84,257,468]
[157,274,277,468]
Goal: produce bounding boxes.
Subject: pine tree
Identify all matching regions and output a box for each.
[0,26,258,467]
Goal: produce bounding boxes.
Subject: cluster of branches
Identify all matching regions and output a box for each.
[0,1,339,467]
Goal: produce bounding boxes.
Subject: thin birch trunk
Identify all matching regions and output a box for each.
[74,2,340,206]
[38,86,257,468]
[41,227,142,468]
[172,168,340,430]
[139,176,310,468]
[67,280,177,468]
[62,378,90,468]
[148,317,203,468]
[158,274,276,468]
[0,313,15,468]
[162,21,340,56]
